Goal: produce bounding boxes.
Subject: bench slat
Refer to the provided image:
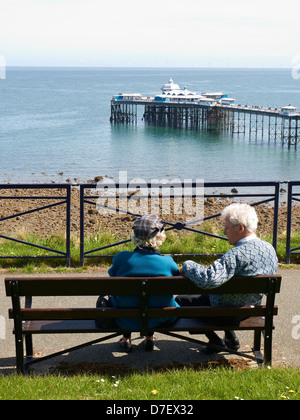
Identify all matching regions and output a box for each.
[161,316,267,332]
[19,316,267,335]
[9,305,278,321]
[9,308,140,320]
[5,275,282,297]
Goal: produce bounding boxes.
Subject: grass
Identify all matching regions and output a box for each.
[0,223,300,272]
[0,366,299,400]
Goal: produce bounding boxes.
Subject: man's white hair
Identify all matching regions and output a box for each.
[131,230,166,250]
[221,203,258,233]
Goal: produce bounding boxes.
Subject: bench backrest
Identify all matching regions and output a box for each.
[5,275,281,297]
[5,275,281,336]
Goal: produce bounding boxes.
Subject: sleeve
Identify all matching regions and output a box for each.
[108,252,122,277]
[171,260,180,276]
[182,249,238,289]
[165,256,180,276]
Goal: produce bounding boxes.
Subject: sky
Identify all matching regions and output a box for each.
[0,0,300,67]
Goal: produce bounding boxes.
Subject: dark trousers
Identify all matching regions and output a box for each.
[175,294,239,344]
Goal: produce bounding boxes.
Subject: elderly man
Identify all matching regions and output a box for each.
[177,203,278,353]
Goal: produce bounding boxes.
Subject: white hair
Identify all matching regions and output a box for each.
[221,203,258,233]
[131,230,166,250]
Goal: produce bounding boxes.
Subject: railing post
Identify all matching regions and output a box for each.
[66,184,71,267]
[273,182,280,251]
[80,185,85,266]
[285,181,293,264]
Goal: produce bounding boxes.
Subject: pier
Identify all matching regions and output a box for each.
[110,80,300,148]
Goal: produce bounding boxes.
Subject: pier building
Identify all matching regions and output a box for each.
[110,79,300,147]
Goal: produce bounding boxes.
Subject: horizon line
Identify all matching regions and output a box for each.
[5,65,292,70]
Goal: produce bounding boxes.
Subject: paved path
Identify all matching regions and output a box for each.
[0,267,299,375]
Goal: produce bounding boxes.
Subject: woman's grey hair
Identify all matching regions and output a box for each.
[131,230,166,250]
[221,203,258,233]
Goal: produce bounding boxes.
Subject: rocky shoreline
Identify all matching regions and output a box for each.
[0,185,297,239]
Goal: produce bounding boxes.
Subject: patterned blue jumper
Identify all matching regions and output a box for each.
[182,237,278,307]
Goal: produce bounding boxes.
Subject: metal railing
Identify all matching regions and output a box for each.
[4,180,300,266]
[0,184,71,266]
[80,181,280,266]
[286,181,300,263]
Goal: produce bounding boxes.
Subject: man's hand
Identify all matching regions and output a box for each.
[179,267,187,277]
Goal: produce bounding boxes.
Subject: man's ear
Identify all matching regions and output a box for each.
[239,224,246,233]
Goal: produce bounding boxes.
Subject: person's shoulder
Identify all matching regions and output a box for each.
[153,254,179,271]
[158,254,178,263]
[158,253,172,259]
[259,239,277,255]
[237,238,277,257]
[223,246,239,257]
[259,238,274,246]
[112,250,134,261]
[252,238,275,251]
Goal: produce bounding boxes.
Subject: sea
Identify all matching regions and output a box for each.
[1,67,300,185]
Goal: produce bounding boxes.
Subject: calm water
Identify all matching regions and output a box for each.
[0,67,300,184]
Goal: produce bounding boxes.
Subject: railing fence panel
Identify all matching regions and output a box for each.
[80,181,281,266]
[0,184,71,266]
[286,181,300,264]
[1,181,298,267]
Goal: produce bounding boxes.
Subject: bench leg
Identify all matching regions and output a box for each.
[15,334,25,375]
[253,330,264,368]
[263,330,272,367]
[25,334,33,358]
[24,297,33,359]
[253,330,261,352]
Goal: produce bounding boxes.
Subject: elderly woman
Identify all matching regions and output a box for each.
[177,203,278,353]
[98,214,180,352]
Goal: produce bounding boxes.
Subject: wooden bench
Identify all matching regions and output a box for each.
[5,274,281,374]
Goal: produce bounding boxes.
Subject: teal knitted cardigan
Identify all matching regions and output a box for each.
[108,248,180,330]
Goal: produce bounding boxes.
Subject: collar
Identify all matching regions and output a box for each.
[236,233,257,246]
[134,246,161,255]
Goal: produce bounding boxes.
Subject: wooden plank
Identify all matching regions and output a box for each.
[21,320,117,334]
[9,305,278,321]
[9,307,140,320]
[5,275,282,297]
[5,277,146,297]
[19,316,267,335]
[159,316,267,332]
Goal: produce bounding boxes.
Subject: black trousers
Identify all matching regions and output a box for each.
[175,294,240,344]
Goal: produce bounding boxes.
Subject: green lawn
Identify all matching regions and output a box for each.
[0,366,299,400]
